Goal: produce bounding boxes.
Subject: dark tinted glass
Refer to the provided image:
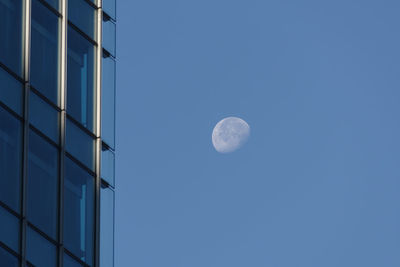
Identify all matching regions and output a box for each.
[31,0,59,104]
[67,26,95,131]
[26,227,57,267]
[0,67,23,115]
[66,119,94,170]
[103,0,116,20]
[101,145,114,187]
[0,0,23,76]
[43,0,59,11]
[100,185,114,267]
[68,0,95,39]
[101,55,115,148]
[102,16,115,57]
[0,107,22,212]
[29,92,59,143]
[0,206,19,253]
[64,157,94,265]
[64,253,84,267]
[27,131,59,239]
[0,246,18,267]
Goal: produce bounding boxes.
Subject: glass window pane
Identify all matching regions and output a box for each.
[64,253,84,267]
[27,130,59,239]
[64,157,94,265]
[0,206,19,253]
[0,246,18,267]
[101,55,115,148]
[67,26,95,132]
[102,16,115,57]
[66,119,94,170]
[43,0,58,11]
[0,0,23,76]
[29,92,59,143]
[0,67,23,115]
[68,0,95,39]
[31,0,59,104]
[26,227,57,267]
[0,106,22,212]
[103,0,115,20]
[100,185,114,267]
[101,145,114,187]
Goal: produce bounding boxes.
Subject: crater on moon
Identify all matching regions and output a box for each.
[212,117,250,153]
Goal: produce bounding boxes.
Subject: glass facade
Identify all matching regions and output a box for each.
[0,0,116,266]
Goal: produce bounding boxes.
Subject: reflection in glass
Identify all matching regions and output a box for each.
[0,67,23,115]
[68,0,95,39]
[100,185,114,267]
[64,157,94,265]
[27,130,59,239]
[66,119,94,170]
[0,0,23,76]
[29,92,59,143]
[102,16,116,57]
[101,55,115,148]
[0,206,19,253]
[0,106,22,212]
[0,246,18,267]
[67,26,95,131]
[31,0,59,104]
[101,145,115,187]
[26,227,57,267]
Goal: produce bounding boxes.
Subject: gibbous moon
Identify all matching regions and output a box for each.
[212,117,250,153]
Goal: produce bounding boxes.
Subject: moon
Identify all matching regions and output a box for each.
[212,117,250,153]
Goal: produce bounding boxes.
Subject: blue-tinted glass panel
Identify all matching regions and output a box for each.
[0,107,22,212]
[31,0,59,104]
[29,92,59,143]
[0,67,23,115]
[0,206,19,253]
[67,26,95,132]
[68,0,95,39]
[43,0,58,11]
[26,227,57,267]
[101,55,115,148]
[27,131,58,239]
[0,246,18,267]
[100,185,114,267]
[101,145,114,187]
[66,119,94,170]
[64,253,84,267]
[102,17,115,57]
[103,0,115,20]
[64,157,94,265]
[0,0,22,75]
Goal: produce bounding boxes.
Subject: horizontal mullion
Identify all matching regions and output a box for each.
[26,221,59,246]
[66,114,97,138]
[0,241,20,259]
[64,248,92,267]
[35,0,62,18]
[0,200,21,218]
[29,124,60,148]
[68,21,98,46]
[0,61,25,83]
[29,86,62,112]
[0,101,24,121]
[65,152,96,177]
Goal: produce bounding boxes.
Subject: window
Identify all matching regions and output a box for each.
[0,246,18,267]
[67,26,95,132]
[103,0,116,20]
[101,55,115,148]
[26,227,57,267]
[0,0,23,76]
[0,67,23,115]
[0,106,22,212]
[102,15,116,57]
[0,206,19,253]
[31,0,60,104]
[29,91,59,143]
[66,118,94,170]
[68,0,95,39]
[27,130,59,239]
[101,145,115,187]
[100,184,114,267]
[64,253,85,267]
[43,0,59,11]
[64,157,94,265]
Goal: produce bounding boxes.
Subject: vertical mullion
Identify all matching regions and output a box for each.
[94,1,103,266]
[59,0,68,266]
[21,0,32,266]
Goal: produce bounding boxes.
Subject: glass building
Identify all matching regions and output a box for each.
[0,0,116,266]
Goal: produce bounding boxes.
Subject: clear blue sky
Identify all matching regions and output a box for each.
[115,0,400,266]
